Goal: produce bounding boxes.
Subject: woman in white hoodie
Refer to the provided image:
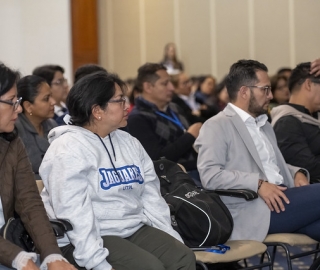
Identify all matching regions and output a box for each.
[40,71,196,270]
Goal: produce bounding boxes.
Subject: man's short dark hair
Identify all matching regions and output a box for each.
[288,62,320,93]
[225,59,268,101]
[136,63,167,92]
[74,64,107,83]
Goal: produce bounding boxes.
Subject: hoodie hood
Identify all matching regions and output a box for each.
[48,125,112,144]
[48,125,81,143]
[271,104,320,127]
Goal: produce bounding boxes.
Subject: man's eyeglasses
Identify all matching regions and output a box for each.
[0,97,22,111]
[108,97,126,107]
[51,78,68,87]
[246,85,272,96]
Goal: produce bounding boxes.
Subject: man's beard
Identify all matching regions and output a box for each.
[248,93,268,117]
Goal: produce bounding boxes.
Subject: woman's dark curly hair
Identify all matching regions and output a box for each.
[0,63,20,141]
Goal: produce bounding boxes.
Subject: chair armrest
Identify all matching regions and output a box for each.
[213,189,258,201]
[56,219,73,232]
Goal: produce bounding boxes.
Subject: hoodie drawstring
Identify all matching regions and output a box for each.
[94,133,121,181]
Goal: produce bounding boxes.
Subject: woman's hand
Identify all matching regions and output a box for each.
[22,259,39,270]
[47,260,77,270]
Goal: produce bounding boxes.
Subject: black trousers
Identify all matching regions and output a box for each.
[61,225,196,270]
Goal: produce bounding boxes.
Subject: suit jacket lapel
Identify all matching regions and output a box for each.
[225,105,266,175]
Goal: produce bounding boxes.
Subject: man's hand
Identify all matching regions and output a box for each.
[47,260,77,270]
[187,122,202,138]
[257,181,289,213]
[294,171,309,187]
[310,58,320,77]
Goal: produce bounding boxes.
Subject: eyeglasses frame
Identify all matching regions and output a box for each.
[51,78,68,87]
[245,85,272,96]
[0,97,22,111]
[107,97,126,107]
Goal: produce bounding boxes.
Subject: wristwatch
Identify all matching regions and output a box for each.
[297,169,308,177]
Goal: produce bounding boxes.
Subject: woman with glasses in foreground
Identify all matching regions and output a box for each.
[15,75,57,179]
[0,63,75,270]
[40,72,196,270]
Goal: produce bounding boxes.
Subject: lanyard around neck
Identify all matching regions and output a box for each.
[155,110,186,131]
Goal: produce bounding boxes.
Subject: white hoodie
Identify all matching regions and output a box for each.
[40,125,183,270]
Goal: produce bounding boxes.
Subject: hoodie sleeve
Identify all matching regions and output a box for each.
[133,138,184,243]
[39,144,112,270]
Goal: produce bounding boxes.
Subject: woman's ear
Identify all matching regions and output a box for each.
[91,105,103,121]
[23,101,32,114]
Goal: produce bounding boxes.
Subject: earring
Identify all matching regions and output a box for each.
[98,116,101,120]
[29,112,32,116]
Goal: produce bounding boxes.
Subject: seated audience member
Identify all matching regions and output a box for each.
[40,72,196,270]
[195,59,320,243]
[194,75,220,120]
[15,75,57,179]
[0,63,75,270]
[127,63,202,184]
[160,42,184,75]
[271,62,320,183]
[269,74,290,110]
[277,67,292,80]
[267,74,290,122]
[127,83,141,113]
[171,72,204,124]
[311,58,320,76]
[74,64,107,83]
[214,75,229,111]
[33,65,69,125]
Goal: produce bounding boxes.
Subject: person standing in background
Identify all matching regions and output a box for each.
[160,43,184,75]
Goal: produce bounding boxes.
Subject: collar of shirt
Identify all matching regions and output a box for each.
[178,94,189,102]
[228,103,268,128]
[288,103,319,119]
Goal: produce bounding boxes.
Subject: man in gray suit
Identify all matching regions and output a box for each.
[195,59,320,242]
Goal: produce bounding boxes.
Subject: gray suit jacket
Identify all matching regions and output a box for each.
[195,104,299,241]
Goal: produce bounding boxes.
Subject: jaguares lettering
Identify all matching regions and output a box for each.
[99,165,144,190]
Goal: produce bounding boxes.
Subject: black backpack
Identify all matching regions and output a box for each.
[153,158,233,247]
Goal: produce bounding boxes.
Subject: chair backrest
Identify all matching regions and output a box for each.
[36,180,44,194]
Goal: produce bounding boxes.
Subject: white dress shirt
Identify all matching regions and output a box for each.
[229,103,284,185]
[178,94,200,111]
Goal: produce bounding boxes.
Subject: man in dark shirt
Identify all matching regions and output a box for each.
[170,72,204,124]
[271,62,320,183]
[127,63,202,184]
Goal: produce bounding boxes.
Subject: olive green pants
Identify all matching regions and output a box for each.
[61,225,196,270]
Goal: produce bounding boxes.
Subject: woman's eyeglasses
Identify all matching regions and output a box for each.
[0,97,22,111]
[108,97,126,107]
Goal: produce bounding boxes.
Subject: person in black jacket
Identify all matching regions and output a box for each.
[127,63,202,185]
[271,62,320,183]
[170,72,204,124]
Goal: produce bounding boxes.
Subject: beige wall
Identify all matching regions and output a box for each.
[98,0,320,81]
[0,0,72,82]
